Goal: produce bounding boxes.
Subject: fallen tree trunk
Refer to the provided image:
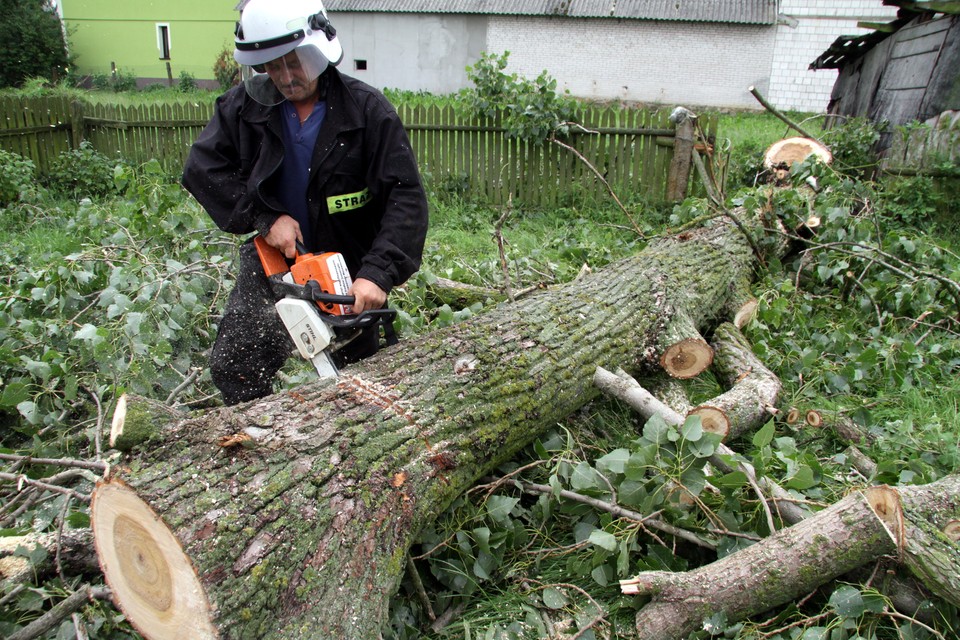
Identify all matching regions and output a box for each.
[621,475,960,640]
[91,208,772,639]
[0,528,98,587]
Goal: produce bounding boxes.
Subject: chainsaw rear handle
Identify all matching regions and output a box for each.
[256,235,397,328]
[303,279,355,306]
[323,307,397,330]
[302,280,398,328]
[270,276,397,328]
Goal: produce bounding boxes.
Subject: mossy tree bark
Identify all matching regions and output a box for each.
[620,476,960,640]
[91,210,770,639]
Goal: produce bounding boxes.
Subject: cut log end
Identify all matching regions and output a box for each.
[109,394,128,450]
[660,339,714,379]
[687,405,731,439]
[109,394,181,453]
[944,520,960,543]
[863,485,904,545]
[91,480,216,640]
[763,137,832,171]
[733,298,759,329]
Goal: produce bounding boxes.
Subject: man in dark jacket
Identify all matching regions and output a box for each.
[182,0,428,405]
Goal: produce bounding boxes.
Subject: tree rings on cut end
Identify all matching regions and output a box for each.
[763,137,832,171]
[91,479,217,640]
[687,405,730,439]
[660,338,714,379]
[804,410,823,428]
[943,520,960,543]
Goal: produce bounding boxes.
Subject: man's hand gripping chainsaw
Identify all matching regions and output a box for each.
[255,236,396,379]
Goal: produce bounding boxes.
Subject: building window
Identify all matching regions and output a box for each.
[157,24,171,60]
[355,59,367,71]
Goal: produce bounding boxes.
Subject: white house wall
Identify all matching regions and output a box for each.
[486,16,777,109]
[332,13,487,94]
[329,1,900,113]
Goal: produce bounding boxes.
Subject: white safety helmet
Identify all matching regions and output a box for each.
[234,0,342,104]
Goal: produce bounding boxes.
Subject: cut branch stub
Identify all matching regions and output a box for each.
[865,485,904,548]
[91,479,216,639]
[944,520,960,543]
[687,405,730,439]
[733,298,758,329]
[660,338,713,379]
[110,394,182,453]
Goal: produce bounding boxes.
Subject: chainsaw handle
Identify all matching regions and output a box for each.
[323,307,398,329]
[304,280,355,305]
[295,240,310,258]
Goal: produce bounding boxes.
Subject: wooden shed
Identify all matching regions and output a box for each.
[811,0,960,152]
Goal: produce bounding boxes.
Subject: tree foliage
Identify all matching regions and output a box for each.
[462,51,577,143]
[213,46,240,93]
[0,0,69,89]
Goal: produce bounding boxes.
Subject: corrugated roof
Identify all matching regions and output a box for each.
[323,0,778,25]
[612,0,777,24]
[810,0,960,69]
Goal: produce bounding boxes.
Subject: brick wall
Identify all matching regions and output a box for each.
[770,0,898,112]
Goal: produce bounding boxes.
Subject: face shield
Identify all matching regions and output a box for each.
[240,45,329,106]
[234,7,342,107]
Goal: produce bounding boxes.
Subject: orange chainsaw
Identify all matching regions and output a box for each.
[255,236,396,379]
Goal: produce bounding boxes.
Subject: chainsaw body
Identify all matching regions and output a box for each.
[254,236,396,379]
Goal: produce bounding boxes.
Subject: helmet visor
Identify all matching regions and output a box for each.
[241,45,328,106]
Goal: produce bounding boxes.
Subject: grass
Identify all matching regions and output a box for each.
[713,110,827,148]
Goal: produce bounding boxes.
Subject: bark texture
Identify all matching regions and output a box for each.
[621,476,960,640]
[595,338,959,635]
[92,212,765,639]
[700,322,781,440]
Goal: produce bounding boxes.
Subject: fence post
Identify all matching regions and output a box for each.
[667,107,696,202]
[69,100,85,149]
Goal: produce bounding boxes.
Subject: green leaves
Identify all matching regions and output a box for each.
[828,584,885,619]
[540,586,568,609]
[464,51,577,144]
[746,160,960,404]
[0,170,224,436]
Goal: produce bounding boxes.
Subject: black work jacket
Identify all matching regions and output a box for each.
[181,69,428,293]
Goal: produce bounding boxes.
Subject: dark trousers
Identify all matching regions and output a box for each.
[210,241,379,405]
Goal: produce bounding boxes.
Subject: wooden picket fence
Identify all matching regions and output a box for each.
[0,96,716,206]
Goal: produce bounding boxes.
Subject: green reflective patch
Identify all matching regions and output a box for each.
[327,187,371,213]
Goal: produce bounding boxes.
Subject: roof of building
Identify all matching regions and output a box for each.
[811,0,960,69]
[322,0,779,25]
